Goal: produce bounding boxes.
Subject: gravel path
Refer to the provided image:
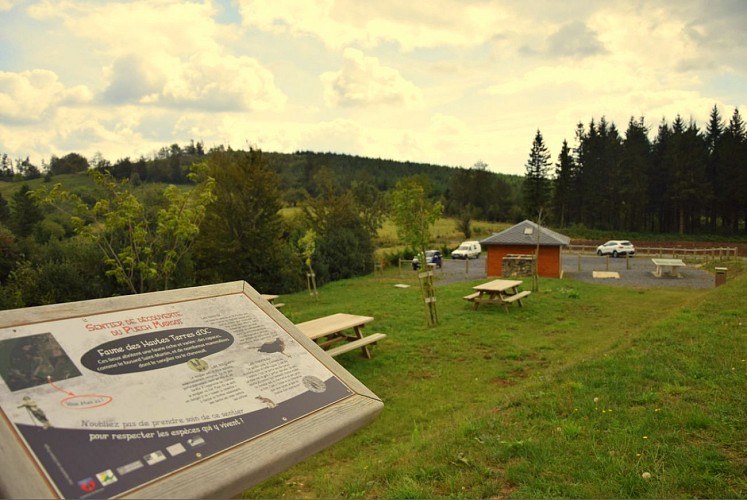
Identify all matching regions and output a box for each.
[561,255,716,289]
[432,255,717,289]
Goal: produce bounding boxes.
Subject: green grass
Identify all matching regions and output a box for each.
[244,268,746,499]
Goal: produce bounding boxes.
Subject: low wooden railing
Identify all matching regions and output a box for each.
[567,245,739,260]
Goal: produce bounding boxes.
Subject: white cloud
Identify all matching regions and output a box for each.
[28,1,286,112]
[321,48,422,108]
[238,0,519,50]
[0,70,93,123]
[1,0,744,176]
[0,0,19,11]
[103,51,287,111]
[28,0,230,57]
[163,52,286,111]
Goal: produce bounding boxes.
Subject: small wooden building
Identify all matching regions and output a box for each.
[480,220,570,278]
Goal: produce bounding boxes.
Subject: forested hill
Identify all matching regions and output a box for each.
[268,150,458,194]
[264,150,521,199]
[0,147,525,223]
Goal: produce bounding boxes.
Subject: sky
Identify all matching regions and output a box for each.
[1,0,746,176]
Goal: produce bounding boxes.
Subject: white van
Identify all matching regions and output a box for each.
[451,240,481,259]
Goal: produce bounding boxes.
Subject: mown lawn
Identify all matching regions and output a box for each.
[243,268,746,499]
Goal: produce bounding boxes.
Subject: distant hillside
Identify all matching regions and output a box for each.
[0,148,525,226]
[264,150,522,197]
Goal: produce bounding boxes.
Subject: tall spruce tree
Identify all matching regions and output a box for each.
[705,105,724,229]
[10,185,43,238]
[523,129,552,217]
[192,149,301,293]
[650,120,673,232]
[620,117,652,231]
[668,117,709,234]
[720,109,747,231]
[551,140,574,227]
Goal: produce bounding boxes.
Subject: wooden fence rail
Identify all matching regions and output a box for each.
[567,245,739,260]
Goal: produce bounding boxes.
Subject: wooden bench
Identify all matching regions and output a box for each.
[502,290,531,304]
[463,292,481,301]
[326,333,387,357]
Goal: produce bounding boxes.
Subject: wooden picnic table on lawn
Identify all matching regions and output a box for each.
[463,279,531,312]
[296,313,385,359]
[651,258,686,278]
[260,294,284,308]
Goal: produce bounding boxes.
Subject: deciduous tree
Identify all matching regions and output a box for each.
[39,164,215,293]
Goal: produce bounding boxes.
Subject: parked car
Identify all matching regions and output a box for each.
[412,250,442,270]
[596,240,635,257]
[451,240,481,259]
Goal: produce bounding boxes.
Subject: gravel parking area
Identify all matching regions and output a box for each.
[431,255,717,289]
[425,258,487,286]
[562,255,716,289]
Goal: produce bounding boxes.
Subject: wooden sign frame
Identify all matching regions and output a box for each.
[0,281,383,499]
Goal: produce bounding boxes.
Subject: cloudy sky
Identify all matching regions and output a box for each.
[1,0,745,175]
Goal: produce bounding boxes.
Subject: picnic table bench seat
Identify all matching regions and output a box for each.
[326,333,387,358]
[502,290,531,303]
[463,292,481,301]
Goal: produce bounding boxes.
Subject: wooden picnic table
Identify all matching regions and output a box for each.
[464,279,531,312]
[651,258,686,277]
[260,294,284,308]
[296,313,385,359]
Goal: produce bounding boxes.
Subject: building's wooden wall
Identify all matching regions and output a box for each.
[485,245,562,278]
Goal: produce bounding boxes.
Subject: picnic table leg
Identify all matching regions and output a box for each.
[353,326,373,359]
[472,292,482,310]
[501,296,509,313]
[501,289,515,312]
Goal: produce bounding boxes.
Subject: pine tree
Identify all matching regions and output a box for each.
[720,109,747,231]
[705,105,724,229]
[10,185,43,238]
[551,140,574,227]
[522,129,551,216]
[193,149,301,292]
[620,117,652,231]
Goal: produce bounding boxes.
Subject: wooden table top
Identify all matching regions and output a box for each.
[651,258,685,266]
[473,279,523,292]
[296,313,375,340]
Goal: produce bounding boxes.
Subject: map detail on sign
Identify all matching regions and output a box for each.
[0,293,351,499]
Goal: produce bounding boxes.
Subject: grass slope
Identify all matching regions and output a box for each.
[245,269,746,499]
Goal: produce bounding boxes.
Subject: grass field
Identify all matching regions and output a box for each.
[243,267,746,499]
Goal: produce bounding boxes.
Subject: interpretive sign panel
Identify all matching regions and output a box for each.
[0,281,383,499]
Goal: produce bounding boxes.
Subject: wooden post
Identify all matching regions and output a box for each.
[417,269,438,327]
[306,271,318,299]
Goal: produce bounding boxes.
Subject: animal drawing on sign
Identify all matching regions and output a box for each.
[255,395,276,408]
[257,337,290,357]
[18,396,51,429]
